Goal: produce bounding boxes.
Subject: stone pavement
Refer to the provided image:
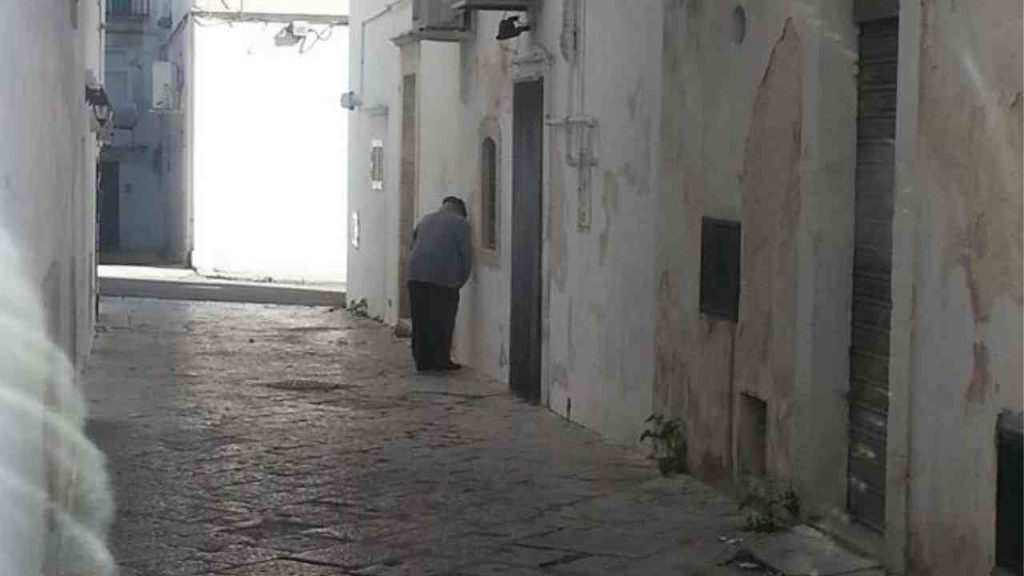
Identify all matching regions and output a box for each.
[98,265,346,307]
[84,298,879,576]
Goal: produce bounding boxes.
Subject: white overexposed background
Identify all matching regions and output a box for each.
[192,19,349,283]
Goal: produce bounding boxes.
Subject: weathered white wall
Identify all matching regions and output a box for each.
[164,4,195,267]
[190,17,349,283]
[655,0,859,518]
[893,1,1023,574]
[451,18,514,382]
[0,0,104,368]
[0,0,109,569]
[347,0,406,321]
[531,0,662,444]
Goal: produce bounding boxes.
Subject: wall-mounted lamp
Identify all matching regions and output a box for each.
[85,70,114,145]
[496,16,531,40]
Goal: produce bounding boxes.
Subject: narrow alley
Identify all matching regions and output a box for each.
[3,0,1020,574]
[87,295,777,576]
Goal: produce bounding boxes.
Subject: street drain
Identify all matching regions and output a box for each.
[264,379,342,392]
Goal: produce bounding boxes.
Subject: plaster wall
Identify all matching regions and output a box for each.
[346,0,406,321]
[895,1,1023,573]
[190,18,349,283]
[0,0,105,566]
[533,0,662,444]
[0,0,103,369]
[452,14,515,383]
[655,0,859,515]
[164,7,194,266]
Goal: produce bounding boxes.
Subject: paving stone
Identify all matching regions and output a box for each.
[84,298,874,576]
[448,563,550,575]
[212,559,344,575]
[745,525,883,575]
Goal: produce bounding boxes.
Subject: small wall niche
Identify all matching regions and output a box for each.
[731,5,747,45]
[738,393,767,479]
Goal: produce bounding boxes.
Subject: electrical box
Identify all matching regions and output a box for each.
[699,217,741,321]
[151,61,176,111]
[370,140,385,191]
[413,0,465,30]
[290,20,311,38]
[451,0,533,10]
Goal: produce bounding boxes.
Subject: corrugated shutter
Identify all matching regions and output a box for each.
[847,17,899,532]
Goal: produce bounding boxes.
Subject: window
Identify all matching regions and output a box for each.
[481,136,499,252]
[370,140,384,191]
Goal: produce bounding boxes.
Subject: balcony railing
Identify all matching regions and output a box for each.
[107,0,149,18]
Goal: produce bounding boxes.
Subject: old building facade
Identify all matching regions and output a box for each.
[102,0,186,264]
[1,0,107,368]
[347,1,1023,574]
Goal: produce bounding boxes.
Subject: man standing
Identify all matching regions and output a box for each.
[407,196,473,372]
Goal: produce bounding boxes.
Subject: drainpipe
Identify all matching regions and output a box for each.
[544,0,595,229]
[358,0,410,104]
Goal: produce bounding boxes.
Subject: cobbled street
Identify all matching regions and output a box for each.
[85,297,755,575]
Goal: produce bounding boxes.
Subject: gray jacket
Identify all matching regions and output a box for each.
[407,209,473,288]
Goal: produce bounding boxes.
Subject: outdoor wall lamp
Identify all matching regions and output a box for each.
[85,70,114,145]
[496,16,531,40]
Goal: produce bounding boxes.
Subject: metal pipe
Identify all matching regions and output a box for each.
[358,0,410,99]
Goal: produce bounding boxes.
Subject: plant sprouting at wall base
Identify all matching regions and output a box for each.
[640,414,688,477]
[348,298,369,317]
[739,482,801,533]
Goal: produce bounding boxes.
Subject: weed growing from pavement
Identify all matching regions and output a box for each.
[739,483,801,533]
[640,414,689,477]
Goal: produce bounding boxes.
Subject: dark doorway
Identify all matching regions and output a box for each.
[847,15,899,532]
[509,79,544,403]
[98,161,120,253]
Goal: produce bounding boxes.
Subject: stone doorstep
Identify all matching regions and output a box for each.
[743,525,883,576]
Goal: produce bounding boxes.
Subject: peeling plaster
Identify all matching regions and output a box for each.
[598,169,619,266]
[549,133,568,291]
[905,1,1023,572]
[965,342,991,405]
[733,17,803,482]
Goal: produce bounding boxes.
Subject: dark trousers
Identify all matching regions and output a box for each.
[408,281,460,370]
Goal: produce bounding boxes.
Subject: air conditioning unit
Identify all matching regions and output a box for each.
[451,0,533,10]
[413,0,466,30]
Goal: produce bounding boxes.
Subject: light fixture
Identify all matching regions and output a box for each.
[496,15,530,40]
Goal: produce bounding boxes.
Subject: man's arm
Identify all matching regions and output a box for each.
[457,221,473,287]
